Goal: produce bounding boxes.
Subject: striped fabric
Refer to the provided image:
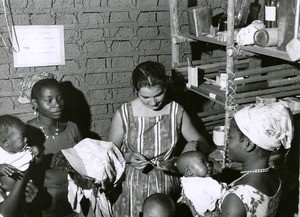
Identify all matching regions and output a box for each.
[113,101,184,217]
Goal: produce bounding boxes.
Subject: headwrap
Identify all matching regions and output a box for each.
[18,72,56,104]
[234,102,294,151]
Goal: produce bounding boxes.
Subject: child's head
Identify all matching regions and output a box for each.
[31,78,64,120]
[176,151,212,177]
[141,193,176,217]
[0,115,27,153]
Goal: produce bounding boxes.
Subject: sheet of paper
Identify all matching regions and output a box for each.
[12,25,65,67]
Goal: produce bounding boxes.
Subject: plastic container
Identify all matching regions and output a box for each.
[254,28,279,47]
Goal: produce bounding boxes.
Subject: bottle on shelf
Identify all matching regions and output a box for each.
[218,12,227,32]
[246,0,262,25]
[264,0,277,28]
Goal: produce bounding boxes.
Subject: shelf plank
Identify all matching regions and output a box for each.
[182,33,298,62]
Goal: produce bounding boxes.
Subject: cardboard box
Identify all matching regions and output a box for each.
[187,6,212,36]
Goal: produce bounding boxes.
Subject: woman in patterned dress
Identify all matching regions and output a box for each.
[221,103,293,217]
[108,61,210,217]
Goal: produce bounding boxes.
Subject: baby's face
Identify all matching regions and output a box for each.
[6,125,28,153]
[143,205,173,217]
[191,156,212,177]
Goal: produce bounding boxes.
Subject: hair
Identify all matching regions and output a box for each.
[142,193,176,216]
[0,115,25,136]
[31,78,60,100]
[132,61,168,91]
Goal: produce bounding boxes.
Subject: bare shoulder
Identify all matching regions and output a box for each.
[221,193,246,217]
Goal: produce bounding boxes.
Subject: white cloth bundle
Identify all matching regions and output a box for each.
[179,177,228,215]
[0,147,34,171]
[236,20,264,45]
[62,138,126,217]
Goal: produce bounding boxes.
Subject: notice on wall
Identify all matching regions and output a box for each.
[12,25,65,68]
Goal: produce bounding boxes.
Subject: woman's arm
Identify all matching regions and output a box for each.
[220,194,246,217]
[181,110,211,154]
[108,110,124,148]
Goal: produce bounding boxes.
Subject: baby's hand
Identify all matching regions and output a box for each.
[28,146,41,157]
[0,164,16,176]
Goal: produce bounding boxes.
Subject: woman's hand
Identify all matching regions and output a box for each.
[25,180,38,203]
[128,152,149,170]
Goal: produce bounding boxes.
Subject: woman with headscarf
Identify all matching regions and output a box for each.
[220,102,294,217]
[18,72,82,217]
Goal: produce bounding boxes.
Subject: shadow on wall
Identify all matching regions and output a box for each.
[60,81,100,140]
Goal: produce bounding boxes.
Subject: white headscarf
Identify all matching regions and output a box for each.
[234,102,294,151]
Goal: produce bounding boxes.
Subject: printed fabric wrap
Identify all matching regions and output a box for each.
[18,72,56,104]
[234,102,294,151]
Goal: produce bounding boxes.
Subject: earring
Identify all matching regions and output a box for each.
[33,107,37,116]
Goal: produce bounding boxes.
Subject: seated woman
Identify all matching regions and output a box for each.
[108,61,210,217]
[220,102,293,217]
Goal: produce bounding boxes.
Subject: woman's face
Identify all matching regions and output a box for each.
[137,85,166,111]
[227,120,244,162]
[35,84,64,120]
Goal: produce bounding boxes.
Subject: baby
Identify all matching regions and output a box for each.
[176,151,227,216]
[0,115,41,196]
[140,193,176,217]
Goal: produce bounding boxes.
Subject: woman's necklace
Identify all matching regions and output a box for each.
[229,167,271,187]
[37,116,59,139]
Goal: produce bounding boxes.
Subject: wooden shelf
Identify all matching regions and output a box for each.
[183,33,296,62]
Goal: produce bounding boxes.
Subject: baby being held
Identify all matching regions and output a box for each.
[0,115,41,197]
[176,151,227,216]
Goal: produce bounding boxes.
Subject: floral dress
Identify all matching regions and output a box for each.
[112,101,184,217]
[221,184,281,217]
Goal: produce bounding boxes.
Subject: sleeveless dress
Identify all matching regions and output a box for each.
[27,121,82,217]
[112,101,184,217]
[221,183,281,217]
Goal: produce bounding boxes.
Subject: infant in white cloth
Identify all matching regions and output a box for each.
[176,150,227,216]
[56,138,126,217]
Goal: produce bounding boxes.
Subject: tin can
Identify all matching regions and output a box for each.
[253,28,279,47]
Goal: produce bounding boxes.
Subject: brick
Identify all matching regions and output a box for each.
[93,118,111,139]
[79,13,105,25]
[53,0,75,9]
[10,0,29,9]
[0,64,10,75]
[137,0,158,7]
[157,55,172,69]
[107,0,132,7]
[83,41,107,55]
[112,72,132,84]
[0,80,13,93]
[30,14,55,25]
[139,40,160,50]
[110,27,135,38]
[109,12,131,23]
[157,12,170,24]
[32,0,52,8]
[86,58,106,70]
[137,27,159,39]
[111,57,134,68]
[138,56,158,63]
[64,29,81,42]
[56,13,78,25]
[137,12,156,23]
[61,74,85,88]
[87,89,112,104]
[63,60,81,73]
[65,43,81,55]
[161,40,171,51]
[86,73,109,86]
[0,98,15,114]
[82,0,102,8]
[90,104,112,118]
[0,49,9,60]
[112,88,134,100]
[111,41,134,53]
[11,14,30,25]
[82,29,105,42]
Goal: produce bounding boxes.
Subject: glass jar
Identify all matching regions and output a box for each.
[265,0,278,28]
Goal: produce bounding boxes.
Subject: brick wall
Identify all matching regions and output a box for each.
[0,0,184,139]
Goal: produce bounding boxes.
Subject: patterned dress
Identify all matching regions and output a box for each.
[221,184,281,217]
[112,101,184,217]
